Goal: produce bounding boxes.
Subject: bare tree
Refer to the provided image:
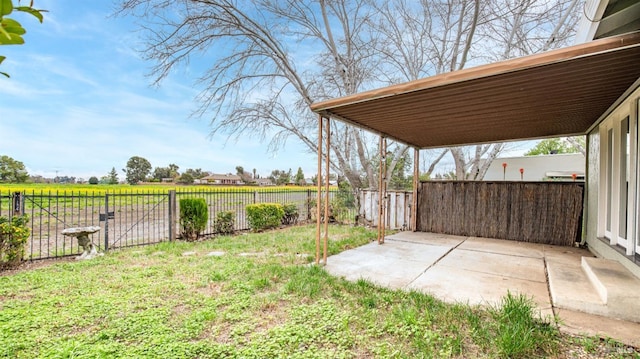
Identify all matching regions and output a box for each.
[117,0,580,186]
[565,136,587,157]
[118,0,394,189]
[430,0,578,180]
[375,0,492,180]
[454,0,579,179]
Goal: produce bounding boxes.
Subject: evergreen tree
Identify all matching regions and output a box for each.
[294,167,305,185]
[107,167,119,184]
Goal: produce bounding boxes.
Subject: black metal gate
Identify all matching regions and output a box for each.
[5,191,174,260]
[101,192,173,251]
[20,191,104,259]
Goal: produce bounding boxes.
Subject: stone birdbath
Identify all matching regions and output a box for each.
[61,226,102,260]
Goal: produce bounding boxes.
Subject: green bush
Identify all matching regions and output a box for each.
[213,210,235,235]
[307,197,336,223]
[281,203,299,225]
[179,198,208,241]
[336,180,356,208]
[246,203,284,232]
[0,215,30,268]
[332,181,356,223]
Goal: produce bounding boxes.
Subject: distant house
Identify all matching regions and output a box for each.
[200,173,244,185]
[254,178,274,186]
[483,153,585,182]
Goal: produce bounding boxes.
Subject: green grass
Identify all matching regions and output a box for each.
[488,292,558,358]
[0,225,634,358]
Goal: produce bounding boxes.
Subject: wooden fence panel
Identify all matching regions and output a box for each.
[359,190,412,230]
[417,181,583,246]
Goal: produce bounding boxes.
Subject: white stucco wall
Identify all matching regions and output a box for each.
[483,153,585,181]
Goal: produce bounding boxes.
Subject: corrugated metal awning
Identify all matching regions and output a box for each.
[310,31,640,149]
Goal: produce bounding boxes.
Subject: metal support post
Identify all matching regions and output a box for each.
[316,114,323,264]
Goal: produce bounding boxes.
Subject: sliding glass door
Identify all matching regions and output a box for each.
[600,95,638,256]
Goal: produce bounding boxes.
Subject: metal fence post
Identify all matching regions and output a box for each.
[11,191,23,216]
[104,194,109,252]
[169,190,176,241]
[307,189,312,220]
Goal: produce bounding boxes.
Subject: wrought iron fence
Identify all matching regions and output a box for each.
[175,188,327,234]
[0,187,357,261]
[0,192,11,218]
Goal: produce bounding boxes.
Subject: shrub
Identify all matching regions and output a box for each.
[246,203,284,232]
[179,198,208,241]
[331,198,351,224]
[336,180,356,208]
[0,215,30,268]
[213,210,235,235]
[332,181,356,223]
[88,176,99,185]
[177,173,194,184]
[307,197,336,223]
[281,203,299,225]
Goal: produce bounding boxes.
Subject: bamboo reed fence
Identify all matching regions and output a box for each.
[417,181,583,246]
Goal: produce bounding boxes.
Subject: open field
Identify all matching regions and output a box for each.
[0,225,635,358]
[0,183,320,195]
[0,184,325,215]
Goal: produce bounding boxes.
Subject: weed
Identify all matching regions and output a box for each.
[489,291,559,358]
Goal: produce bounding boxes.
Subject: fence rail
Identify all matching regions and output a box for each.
[1,188,356,261]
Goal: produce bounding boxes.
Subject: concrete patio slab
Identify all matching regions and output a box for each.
[386,231,467,247]
[323,231,640,347]
[327,239,453,264]
[543,244,594,265]
[556,309,640,348]
[407,263,552,310]
[436,248,547,283]
[324,240,453,289]
[462,236,544,258]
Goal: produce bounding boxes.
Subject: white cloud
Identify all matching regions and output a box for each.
[0,2,323,182]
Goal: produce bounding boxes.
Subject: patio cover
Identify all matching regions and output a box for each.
[310,31,640,149]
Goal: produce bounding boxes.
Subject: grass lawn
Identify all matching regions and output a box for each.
[0,225,635,358]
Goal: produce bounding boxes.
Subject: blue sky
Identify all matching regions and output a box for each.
[0,1,540,182]
[0,1,317,181]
